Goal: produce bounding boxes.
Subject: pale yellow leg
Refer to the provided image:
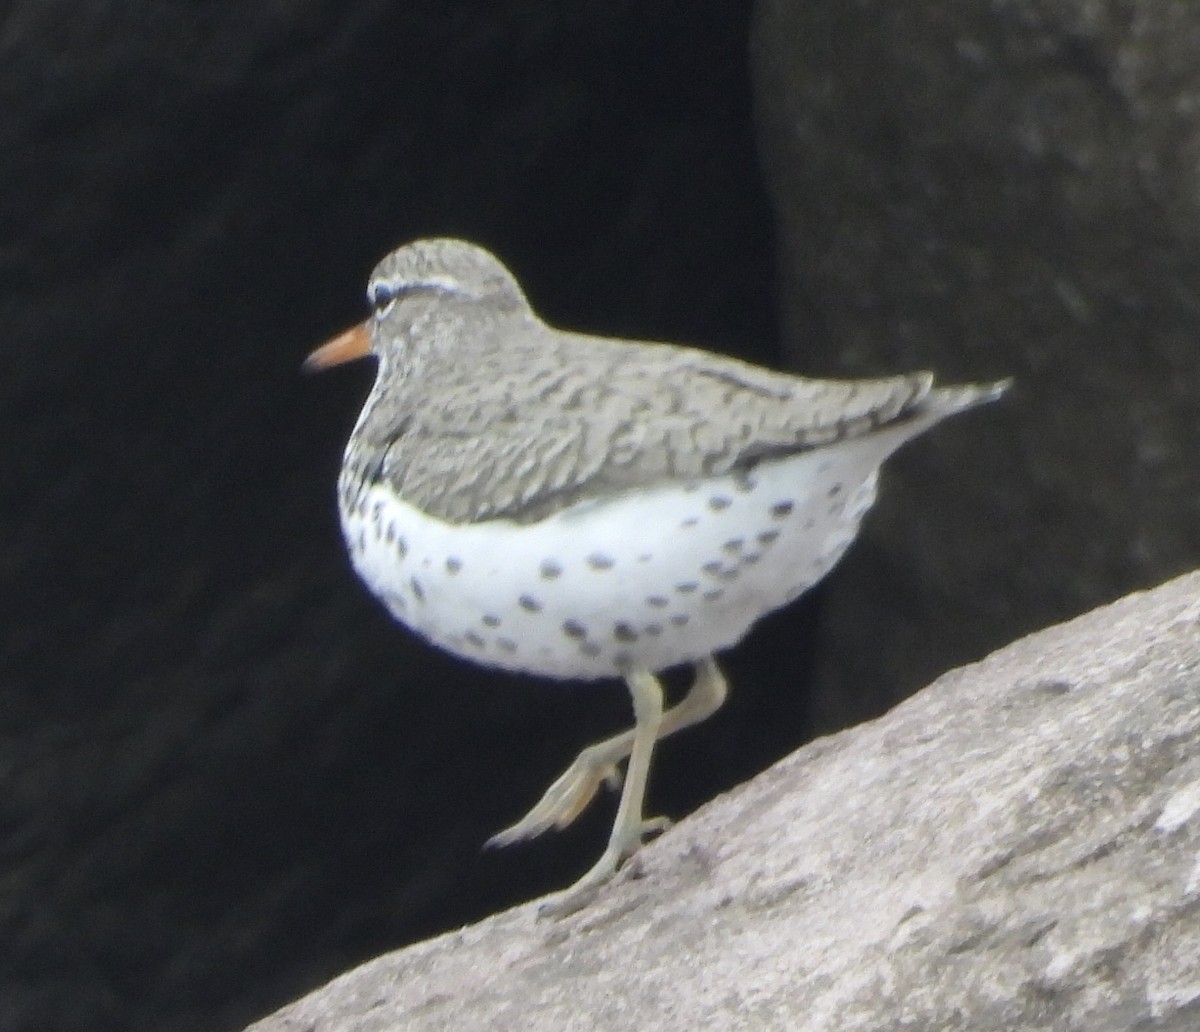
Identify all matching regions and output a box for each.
[534,664,666,914]
[486,657,728,850]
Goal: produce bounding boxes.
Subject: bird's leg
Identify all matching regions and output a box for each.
[538,665,664,916]
[485,657,728,848]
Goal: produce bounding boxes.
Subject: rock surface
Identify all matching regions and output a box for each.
[245,572,1200,1032]
[752,0,1200,729]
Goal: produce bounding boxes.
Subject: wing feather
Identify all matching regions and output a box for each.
[352,319,941,524]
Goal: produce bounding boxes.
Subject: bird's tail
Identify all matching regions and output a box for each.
[925,377,1012,417]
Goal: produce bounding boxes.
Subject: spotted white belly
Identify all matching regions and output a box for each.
[338,433,908,680]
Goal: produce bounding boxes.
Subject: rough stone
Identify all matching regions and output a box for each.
[245,572,1200,1032]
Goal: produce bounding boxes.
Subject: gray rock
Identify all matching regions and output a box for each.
[751,0,1200,729]
[245,571,1200,1032]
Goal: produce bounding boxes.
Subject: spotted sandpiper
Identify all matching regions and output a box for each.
[306,238,1008,912]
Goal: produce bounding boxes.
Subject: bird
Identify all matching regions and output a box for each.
[306,237,1008,913]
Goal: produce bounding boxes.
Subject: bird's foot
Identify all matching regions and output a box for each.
[536,813,673,919]
[485,743,628,848]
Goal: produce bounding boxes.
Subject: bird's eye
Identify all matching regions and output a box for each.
[369,283,400,312]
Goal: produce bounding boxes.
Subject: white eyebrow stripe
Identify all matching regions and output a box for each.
[366,274,464,305]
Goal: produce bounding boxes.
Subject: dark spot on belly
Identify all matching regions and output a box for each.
[562,619,587,639]
[410,577,425,602]
[613,622,638,643]
[587,553,615,571]
[708,495,732,511]
[464,630,485,648]
[445,556,463,574]
[702,589,724,602]
[675,581,699,594]
[482,614,501,627]
[518,594,543,613]
[670,614,689,626]
[580,642,602,658]
[770,501,795,519]
[539,559,562,580]
[757,529,780,547]
[646,595,669,608]
[721,538,744,556]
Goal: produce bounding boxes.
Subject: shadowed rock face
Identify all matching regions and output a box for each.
[1,4,779,1032]
[752,0,1200,727]
[245,573,1200,1032]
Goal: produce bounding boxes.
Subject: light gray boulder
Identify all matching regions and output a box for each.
[245,571,1200,1032]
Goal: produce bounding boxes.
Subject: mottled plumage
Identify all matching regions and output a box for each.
[310,237,1008,913]
[344,239,997,525]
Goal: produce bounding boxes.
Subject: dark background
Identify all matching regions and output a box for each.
[2,4,805,1031]
[12,2,1200,1030]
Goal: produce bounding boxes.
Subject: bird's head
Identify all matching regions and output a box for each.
[303,238,529,371]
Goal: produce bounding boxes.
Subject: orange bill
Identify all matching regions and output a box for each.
[303,322,371,372]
